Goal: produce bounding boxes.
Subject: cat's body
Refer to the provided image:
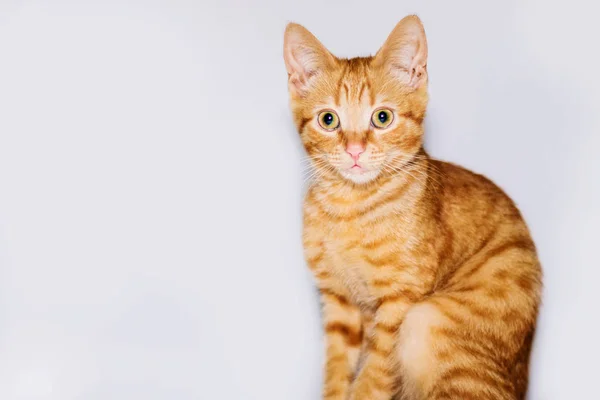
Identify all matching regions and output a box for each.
[284,16,541,400]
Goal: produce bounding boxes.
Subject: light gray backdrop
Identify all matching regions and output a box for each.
[0,0,598,399]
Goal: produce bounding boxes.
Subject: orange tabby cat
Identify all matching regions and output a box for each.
[283,15,542,400]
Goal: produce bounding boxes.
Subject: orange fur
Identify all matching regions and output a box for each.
[284,15,542,400]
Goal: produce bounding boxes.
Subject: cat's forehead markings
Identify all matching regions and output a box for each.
[333,64,348,106]
[365,75,376,107]
[357,81,368,104]
[343,83,350,104]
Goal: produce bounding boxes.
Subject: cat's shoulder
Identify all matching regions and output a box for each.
[432,159,505,192]
[431,159,520,212]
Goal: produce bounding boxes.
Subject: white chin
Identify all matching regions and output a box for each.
[340,169,380,184]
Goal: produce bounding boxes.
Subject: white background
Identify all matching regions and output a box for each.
[0,1,598,399]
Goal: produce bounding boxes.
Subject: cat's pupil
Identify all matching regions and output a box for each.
[378,112,388,123]
[324,113,333,125]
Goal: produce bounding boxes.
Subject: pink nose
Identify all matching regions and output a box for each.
[346,143,365,161]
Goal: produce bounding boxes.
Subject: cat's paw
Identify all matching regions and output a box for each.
[348,377,389,400]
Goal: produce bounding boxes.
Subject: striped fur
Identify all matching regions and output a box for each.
[284,15,542,400]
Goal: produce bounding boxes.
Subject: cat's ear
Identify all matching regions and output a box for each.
[374,15,428,90]
[283,23,336,97]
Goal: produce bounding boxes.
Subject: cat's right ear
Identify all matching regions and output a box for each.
[283,23,336,97]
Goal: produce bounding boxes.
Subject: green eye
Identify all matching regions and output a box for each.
[317,111,340,130]
[371,109,394,129]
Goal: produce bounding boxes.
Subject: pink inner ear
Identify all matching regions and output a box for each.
[284,44,313,95]
[374,16,428,89]
[406,38,427,87]
[408,63,427,88]
[284,44,303,76]
[288,71,306,94]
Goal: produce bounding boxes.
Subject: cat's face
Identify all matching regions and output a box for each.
[284,16,429,185]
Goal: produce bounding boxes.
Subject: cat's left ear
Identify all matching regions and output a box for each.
[374,15,428,90]
[283,23,336,97]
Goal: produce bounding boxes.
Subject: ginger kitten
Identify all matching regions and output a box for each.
[283,15,542,400]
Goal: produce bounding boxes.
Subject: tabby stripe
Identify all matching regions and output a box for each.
[367,371,392,392]
[315,178,411,221]
[363,252,398,267]
[442,294,491,319]
[401,110,424,125]
[320,289,350,306]
[357,81,366,101]
[325,322,362,346]
[323,387,343,398]
[366,75,375,106]
[435,326,511,356]
[315,269,331,279]
[324,182,382,205]
[306,252,324,265]
[451,283,484,293]
[375,322,400,335]
[516,272,539,292]
[379,290,420,304]
[325,353,346,365]
[370,278,395,288]
[366,333,396,354]
[362,234,393,250]
[298,117,311,133]
[430,386,502,400]
[334,64,349,105]
[343,239,361,250]
[462,239,535,280]
[428,298,465,325]
[438,366,513,393]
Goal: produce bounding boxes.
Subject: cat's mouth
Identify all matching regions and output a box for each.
[340,166,381,184]
[348,162,368,174]
[335,158,382,183]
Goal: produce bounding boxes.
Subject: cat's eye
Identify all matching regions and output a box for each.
[371,108,394,129]
[317,111,340,131]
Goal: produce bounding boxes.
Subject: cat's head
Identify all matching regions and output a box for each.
[284,15,429,185]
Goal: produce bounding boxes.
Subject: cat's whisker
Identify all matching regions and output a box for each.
[385,156,445,187]
[391,163,442,187]
[303,162,335,185]
[384,161,430,185]
[301,160,331,176]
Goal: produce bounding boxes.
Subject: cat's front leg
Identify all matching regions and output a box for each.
[347,294,412,400]
[319,288,363,400]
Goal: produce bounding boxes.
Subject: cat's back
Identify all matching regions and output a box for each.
[430,159,540,286]
[432,158,527,229]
